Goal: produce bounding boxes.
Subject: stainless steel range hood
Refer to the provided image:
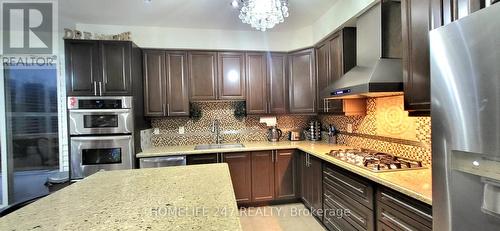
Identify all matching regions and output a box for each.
[321,1,403,99]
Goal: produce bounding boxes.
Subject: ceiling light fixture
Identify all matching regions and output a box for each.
[234,0,290,32]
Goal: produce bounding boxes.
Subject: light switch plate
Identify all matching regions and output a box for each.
[347,124,353,133]
[178,126,185,134]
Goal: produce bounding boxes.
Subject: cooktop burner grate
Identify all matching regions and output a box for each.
[327,148,426,172]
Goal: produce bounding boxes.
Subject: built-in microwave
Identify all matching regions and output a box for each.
[68,96,133,135]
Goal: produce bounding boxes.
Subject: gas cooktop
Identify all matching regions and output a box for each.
[327,148,426,172]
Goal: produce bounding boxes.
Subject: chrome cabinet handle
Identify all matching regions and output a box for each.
[381,212,413,231]
[325,193,366,224]
[167,103,170,115]
[380,192,432,220]
[99,81,103,96]
[93,81,97,96]
[324,171,365,194]
[162,104,166,116]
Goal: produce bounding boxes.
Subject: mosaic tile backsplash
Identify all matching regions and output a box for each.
[151,102,314,146]
[151,96,431,166]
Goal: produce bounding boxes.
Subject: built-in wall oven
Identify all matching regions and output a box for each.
[68,96,135,179]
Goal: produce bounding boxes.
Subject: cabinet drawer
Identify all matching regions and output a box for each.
[377,202,431,231]
[323,196,357,231]
[324,187,374,231]
[376,187,432,229]
[324,165,374,209]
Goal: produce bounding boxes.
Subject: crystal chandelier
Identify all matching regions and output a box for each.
[234,0,290,31]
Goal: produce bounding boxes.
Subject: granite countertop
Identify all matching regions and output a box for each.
[138,141,432,205]
[0,164,242,231]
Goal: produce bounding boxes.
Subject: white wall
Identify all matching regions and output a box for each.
[74,0,378,51]
[311,0,378,43]
[76,23,313,51]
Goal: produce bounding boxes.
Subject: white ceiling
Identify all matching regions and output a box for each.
[60,0,339,31]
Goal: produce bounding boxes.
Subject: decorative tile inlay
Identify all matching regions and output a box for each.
[319,95,431,166]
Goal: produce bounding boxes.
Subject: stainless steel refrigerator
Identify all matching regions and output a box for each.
[431,4,500,231]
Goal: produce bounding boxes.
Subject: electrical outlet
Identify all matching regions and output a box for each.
[347,124,353,133]
[153,128,160,134]
[178,126,185,134]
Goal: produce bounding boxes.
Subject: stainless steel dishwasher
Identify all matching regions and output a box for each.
[139,156,186,168]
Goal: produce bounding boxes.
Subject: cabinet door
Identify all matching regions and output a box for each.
[310,155,323,218]
[288,49,316,114]
[275,150,296,200]
[188,51,217,100]
[316,41,331,113]
[186,154,219,165]
[224,152,252,204]
[65,40,100,96]
[100,41,131,95]
[218,52,246,100]
[438,0,483,26]
[268,53,288,114]
[246,52,268,114]
[402,0,431,114]
[300,153,313,208]
[251,151,275,202]
[143,50,166,117]
[328,34,346,113]
[166,51,190,116]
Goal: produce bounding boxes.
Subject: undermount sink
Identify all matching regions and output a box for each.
[194,143,245,150]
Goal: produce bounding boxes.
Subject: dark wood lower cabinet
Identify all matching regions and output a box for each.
[376,187,432,231]
[274,150,297,200]
[251,151,275,202]
[186,153,218,165]
[323,163,375,231]
[299,152,323,218]
[223,152,252,204]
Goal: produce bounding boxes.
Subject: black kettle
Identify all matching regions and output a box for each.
[267,126,283,142]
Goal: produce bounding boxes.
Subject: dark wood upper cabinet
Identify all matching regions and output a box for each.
[65,40,134,96]
[288,48,316,114]
[65,40,101,96]
[100,41,131,95]
[246,52,288,115]
[274,150,296,200]
[143,50,189,117]
[402,0,431,115]
[268,53,288,114]
[315,28,358,115]
[251,151,275,202]
[218,52,246,100]
[246,52,268,114]
[224,152,252,204]
[166,51,190,116]
[188,51,218,100]
[143,50,166,117]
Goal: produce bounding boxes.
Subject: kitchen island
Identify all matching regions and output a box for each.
[0,164,242,230]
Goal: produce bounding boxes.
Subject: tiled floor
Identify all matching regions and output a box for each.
[239,203,326,231]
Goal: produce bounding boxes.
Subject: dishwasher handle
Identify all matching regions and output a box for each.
[139,156,187,168]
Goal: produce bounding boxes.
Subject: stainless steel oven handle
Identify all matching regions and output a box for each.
[71,135,132,141]
[69,109,131,113]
